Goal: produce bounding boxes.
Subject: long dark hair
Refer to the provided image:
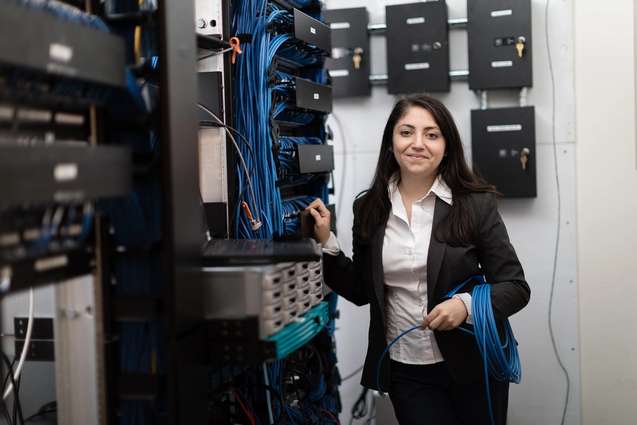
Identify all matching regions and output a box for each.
[357,95,497,246]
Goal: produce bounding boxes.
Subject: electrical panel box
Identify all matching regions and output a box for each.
[467,0,533,89]
[385,2,450,94]
[324,7,371,98]
[471,106,536,198]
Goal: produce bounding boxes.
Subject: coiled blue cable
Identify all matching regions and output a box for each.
[375,275,521,425]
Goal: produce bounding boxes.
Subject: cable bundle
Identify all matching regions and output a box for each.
[230,1,340,423]
[233,0,330,240]
[376,275,522,425]
[280,195,314,235]
[266,342,340,425]
[233,0,284,238]
[470,282,521,384]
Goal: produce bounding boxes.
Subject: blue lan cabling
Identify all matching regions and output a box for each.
[233,0,330,240]
[234,1,339,423]
[376,275,521,425]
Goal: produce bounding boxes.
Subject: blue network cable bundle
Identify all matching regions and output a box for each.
[232,0,333,240]
[207,0,343,423]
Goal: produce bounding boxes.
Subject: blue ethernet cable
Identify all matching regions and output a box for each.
[376,275,521,425]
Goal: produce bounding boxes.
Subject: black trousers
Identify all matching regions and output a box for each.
[388,360,509,425]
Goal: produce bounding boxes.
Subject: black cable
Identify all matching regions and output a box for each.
[348,387,369,425]
[12,374,21,425]
[0,358,16,425]
[545,1,570,424]
[1,359,17,395]
[198,47,232,61]
[1,353,24,425]
[23,401,56,423]
[1,399,13,425]
[363,394,375,425]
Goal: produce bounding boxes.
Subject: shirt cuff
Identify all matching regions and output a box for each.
[321,232,341,256]
[453,293,473,325]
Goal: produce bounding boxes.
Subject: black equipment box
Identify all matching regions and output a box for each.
[297,144,334,174]
[294,9,331,53]
[0,144,132,208]
[471,106,536,198]
[324,7,371,98]
[467,0,533,89]
[0,1,126,88]
[295,77,332,113]
[0,247,93,295]
[200,238,321,267]
[386,2,450,94]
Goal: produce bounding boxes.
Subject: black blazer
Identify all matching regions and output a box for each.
[322,192,530,390]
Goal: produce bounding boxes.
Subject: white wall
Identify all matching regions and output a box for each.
[1,285,57,416]
[575,1,637,424]
[325,1,581,424]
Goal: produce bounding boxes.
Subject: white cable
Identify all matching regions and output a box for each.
[4,287,34,400]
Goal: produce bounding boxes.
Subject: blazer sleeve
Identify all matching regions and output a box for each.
[321,199,370,306]
[475,193,531,319]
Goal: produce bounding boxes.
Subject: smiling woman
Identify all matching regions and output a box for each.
[306,94,530,425]
[390,107,447,222]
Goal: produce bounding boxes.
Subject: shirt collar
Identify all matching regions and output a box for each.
[388,175,453,207]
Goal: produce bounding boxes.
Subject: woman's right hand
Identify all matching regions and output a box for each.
[305,198,331,245]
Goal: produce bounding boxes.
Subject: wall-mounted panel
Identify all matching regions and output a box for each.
[324,7,371,98]
[468,0,533,89]
[386,1,450,94]
[472,106,536,197]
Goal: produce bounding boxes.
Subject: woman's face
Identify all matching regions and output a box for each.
[392,106,447,180]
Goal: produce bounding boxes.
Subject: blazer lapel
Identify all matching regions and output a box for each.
[370,222,386,321]
[427,197,450,308]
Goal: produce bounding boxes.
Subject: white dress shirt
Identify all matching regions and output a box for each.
[323,176,473,365]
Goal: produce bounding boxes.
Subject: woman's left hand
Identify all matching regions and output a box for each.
[423,298,468,331]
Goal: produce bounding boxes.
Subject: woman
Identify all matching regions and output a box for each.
[305,95,530,425]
